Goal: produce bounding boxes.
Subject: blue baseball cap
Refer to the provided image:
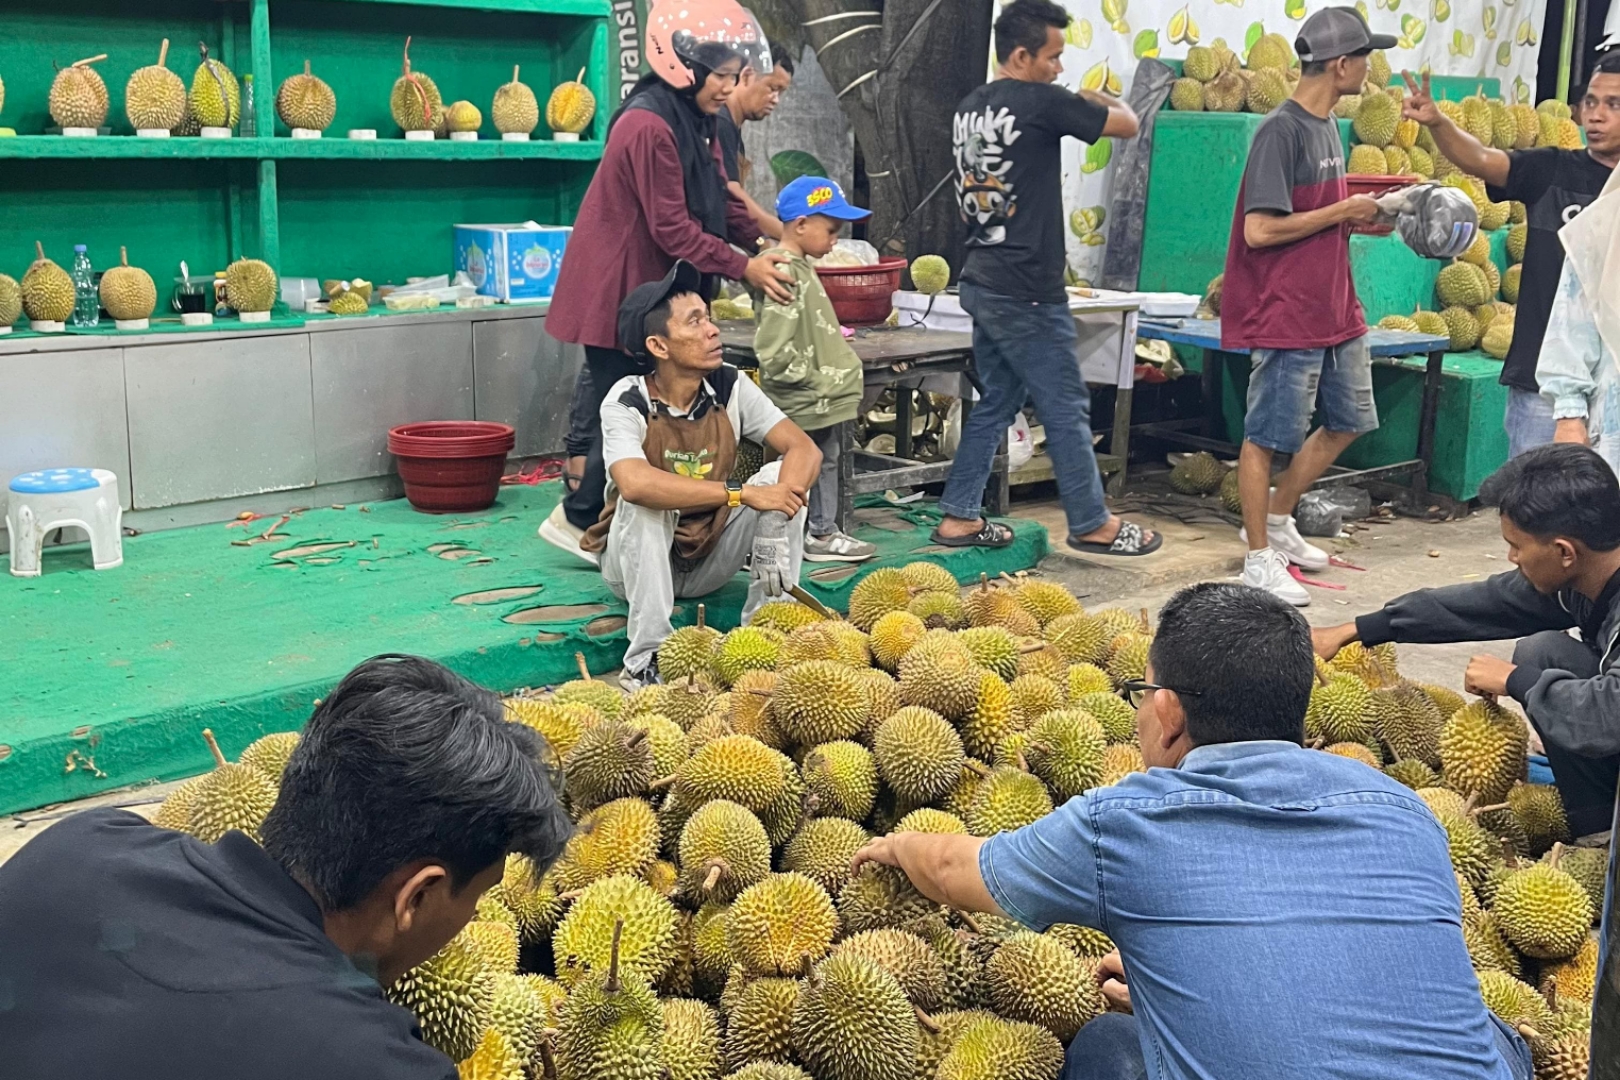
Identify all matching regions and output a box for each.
[776,176,871,224]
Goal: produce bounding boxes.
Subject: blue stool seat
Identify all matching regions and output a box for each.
[9,468,101,494]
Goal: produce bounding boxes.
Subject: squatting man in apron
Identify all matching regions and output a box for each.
[580,260,824,691]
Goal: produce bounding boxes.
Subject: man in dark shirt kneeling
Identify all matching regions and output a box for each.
[0,654,570,1080]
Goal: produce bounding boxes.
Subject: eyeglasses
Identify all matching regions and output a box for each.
[1120,680,1204,708]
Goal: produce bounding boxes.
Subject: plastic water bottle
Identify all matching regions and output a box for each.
[239,75,256,137]
[71,245,99,327]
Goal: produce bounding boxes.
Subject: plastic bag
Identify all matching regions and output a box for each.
[812,239,881,268]
[941,402,1034,469]
[1294,487,1372,537]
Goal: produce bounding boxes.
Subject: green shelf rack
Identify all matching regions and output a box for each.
[1,0,611,292]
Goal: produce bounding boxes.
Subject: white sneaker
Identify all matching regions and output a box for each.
[803,530,878,563]
[539,503,600,567]
[1239,513,1329,571]
[1243,548,1310,607]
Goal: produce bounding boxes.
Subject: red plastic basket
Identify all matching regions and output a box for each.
[814,257,907,327]
[1345,174,1419,235]
[387,421,515,513]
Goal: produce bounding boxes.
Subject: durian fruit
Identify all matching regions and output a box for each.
[725,976,802,1068]
[49,54,109,130]
[835,927,948,1012]
[391,36,445,133]
[1183,45,1220,82]
[910,255,951,296]
[727,671,786,749]
[1439,700,1528,802]
[660,997,722,1080]
[781,815,870,895]
[1482,318,1515,359]
[1168,451,1224,495]
[910,590,965,629]
[934,1016,1065,1080]
[959,670,1016,761]
[1459,231,1492,268]
[704,626,775,687]
[277,59,337,133]
[1437,261,1491,308]
[751,601,825,634]
[672,735,789,814]
[488,973,555,1063]
[1382,146,1411,175]
[185,728,279,842]
[837,863,935,935]
[660,606,723,682]
[1218,466,1241,513]
[189,43,240,129]
[1463,909,1523,976]
[871,610,929,670]
[388,927,496,1061]
[780,621,870,669]
[1479,200,1511,231]
[849,568,916,631]
[1506,221,1527,262]
[547,67,597,138]
[1353,92,1399,147]
[565,721,655,807]
[1023,709,1106,798]
[1543,846,1605,919]
[556,653,625,718]
[1492,844,1593,959]
[1509,102,1540,148]
[1324,742,1382,767]
[728,872,839,976]
[679,799,772,902]
[553,796,660,891]
[801,740,880,822]
[465,919,521,974]
[1065,662,1112,700]
[1203,71,1245,113]
[556,924,665,1080]
[1553,117,1584,150]
[1431,803,1497,888]
[773,660,871,745]
[552,873,679,988]
[22,241,75,324]
[1408,145,1435,178]
[898,638,981,721]
[1413,310,1450,338]
[985,931,1102,1041]
[1334,92,1362,120]
[1503,264,1521,304]
[1075,692,1137,746]
[1245,68,1289,114]
[1170,77,1205,111]
[150,774,208,830]
[0,274,20,331]
[792,954,918,1080]
[1007,674,1063,728]
[1105,632,1151,690]
[492,855,565,944]
[225,258,278,314]
[1461,93,1495,145]
[961,575,1040,636]
[99,247,158,324]
[1369,681,1442,766]
[1476,970,1554,1033]
[1246,32,1292,71]
[460,1028,525,1080]
[1439,306,1481,351]
[1099,743,1146,785]
[127,40,187,132]
[447,100,483,133]
[493,65,540,136]
[506,697,599,761]
[1379,314,1420,332]
[237,730,300,783]
[874,706,966,804]
[1384,757,1440,790]
[1043,614,1110,667]
[1347,143,1388,174]
[966,765,1053,836]
[1539,933,1601,1002]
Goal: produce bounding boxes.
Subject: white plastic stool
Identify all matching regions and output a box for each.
[6,468,124,578]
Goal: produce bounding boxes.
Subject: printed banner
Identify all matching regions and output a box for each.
[613,0,650,101]
[1049,0,1550,283]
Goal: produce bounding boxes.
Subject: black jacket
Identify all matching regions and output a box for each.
[0,809,456,1080]
[1358,569,1620,757]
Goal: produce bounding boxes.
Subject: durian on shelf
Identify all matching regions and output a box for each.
[144,563,1605,1080]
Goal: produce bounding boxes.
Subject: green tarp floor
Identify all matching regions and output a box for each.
[0,482,1047,815]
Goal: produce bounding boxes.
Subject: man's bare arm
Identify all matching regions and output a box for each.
[850,833,1004,915]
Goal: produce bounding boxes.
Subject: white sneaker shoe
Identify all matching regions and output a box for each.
[804,530,878,563]
[1239,513,1329,571]
[539,503,600,567]
[1243,548,1310,607]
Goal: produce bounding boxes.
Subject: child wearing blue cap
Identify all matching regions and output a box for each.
[753,176,878,562]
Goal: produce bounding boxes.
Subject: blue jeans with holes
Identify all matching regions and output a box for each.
[938,282,1110,538]
[1061,1011,1533,1080]
[1504,387,1556,459]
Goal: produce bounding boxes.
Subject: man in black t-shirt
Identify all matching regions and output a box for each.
[1401,57,1620,458]
[0,656,570,1080]
[718,36,795,240]
[935,0,1161,559]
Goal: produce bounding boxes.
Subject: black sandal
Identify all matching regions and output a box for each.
[1067,520,1162,557]
[930,520,1015,549]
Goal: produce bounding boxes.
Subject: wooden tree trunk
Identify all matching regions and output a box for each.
[756,0,993,270]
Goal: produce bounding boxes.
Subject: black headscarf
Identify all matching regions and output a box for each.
[612,68,732,242]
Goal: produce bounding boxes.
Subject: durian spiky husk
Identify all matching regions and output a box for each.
[189,43,240,128]
[100,246,158,322]
[391,36,445,132]
[225,258,279,314]
[493,65,540,134]
[50,54,109,129]
[277,59,337,132]
[126,40,186,131]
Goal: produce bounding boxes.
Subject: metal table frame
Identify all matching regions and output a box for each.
[719,324,1007,533]
[1132,319,1458,511]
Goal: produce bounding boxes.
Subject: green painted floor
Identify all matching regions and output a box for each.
[0,483,1047,815]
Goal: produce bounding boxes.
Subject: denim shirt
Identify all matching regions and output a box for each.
[1537,255,1619,472]
[979,741,1517,1080]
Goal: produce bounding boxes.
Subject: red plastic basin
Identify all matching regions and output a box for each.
[815,257,907,327]
[387,421,515,513]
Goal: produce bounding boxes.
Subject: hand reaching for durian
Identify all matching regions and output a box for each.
[1463,654,1515,699]
[1311,623,1359,662]
[1097,950,1133,1014]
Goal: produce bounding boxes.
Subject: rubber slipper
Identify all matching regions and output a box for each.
[929,520,1015,549]
[1067,520,1162,557]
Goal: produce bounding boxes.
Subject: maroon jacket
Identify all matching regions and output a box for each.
[548,109,758,350]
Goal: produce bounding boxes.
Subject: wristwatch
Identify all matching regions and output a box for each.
[725,480,743,508]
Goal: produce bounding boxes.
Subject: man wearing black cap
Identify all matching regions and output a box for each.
[578,261,822,690]
[1223,7,1391,609]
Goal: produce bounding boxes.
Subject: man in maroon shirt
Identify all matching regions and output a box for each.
[1222,7,1386,607]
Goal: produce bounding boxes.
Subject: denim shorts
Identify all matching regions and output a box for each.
[1243,335,1379,454]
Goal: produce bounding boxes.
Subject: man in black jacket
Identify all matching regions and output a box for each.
[0,655,571,1080]
[1317,444,1620,839]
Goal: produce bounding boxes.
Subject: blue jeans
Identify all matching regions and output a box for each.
[1505,387,1556,458]
[1061,1012,1533,1080]
[1244,336,1378,454]
[940,282,1109,538]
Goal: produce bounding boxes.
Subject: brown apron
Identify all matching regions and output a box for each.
[580,373,739,572]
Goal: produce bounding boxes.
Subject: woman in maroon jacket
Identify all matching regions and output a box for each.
[542,2,793,559]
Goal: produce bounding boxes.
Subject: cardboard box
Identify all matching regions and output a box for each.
[452,224,572,303]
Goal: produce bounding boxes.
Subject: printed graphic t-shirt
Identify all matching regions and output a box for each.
[1486,148,1614,393]
[1222,100,1365,350]
[953,79,1109,304]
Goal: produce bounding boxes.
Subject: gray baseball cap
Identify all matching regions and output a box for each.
[1295,7,1398,62]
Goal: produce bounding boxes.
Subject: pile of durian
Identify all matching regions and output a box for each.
[149,565,1606,1080]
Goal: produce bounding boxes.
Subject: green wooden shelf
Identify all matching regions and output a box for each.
[323,0,610,12]
[0,134,604,160]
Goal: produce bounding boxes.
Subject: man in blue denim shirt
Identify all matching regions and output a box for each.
[851,582,1529,1080]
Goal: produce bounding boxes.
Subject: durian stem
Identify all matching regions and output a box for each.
[1544,978,1559,1011]
[201,728,228,768]
[72,54,108,68]
[34,240,46,262]
[1517,1023,1542,1042]
[696,603,706,630]
[537,1033,558,1080]
[914,1004,942,1035]
[978,573,990,593]
[558,888,586,902]
[625,728,649,750]
[575,652,590,681]
[575,67,587,85]
[1014,750,1030,773]
[1547,841,1565,870]
[511,64,522,85]
[1139,608,1150,632]
[1475,803,1510,814]
[1027,740,1053,755]
[304,59,312,77]
[606,917,624,992]
[648,775,677,792]
[702,863,724,893]
[158,39,170,68]
[1462,793,1479,814]
[1501,838,1519,867]
[402,35,414,77]
[955,909,982,935]
[120,246,129,268]
[964,760,991,778]
[1018,641,1049,654]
